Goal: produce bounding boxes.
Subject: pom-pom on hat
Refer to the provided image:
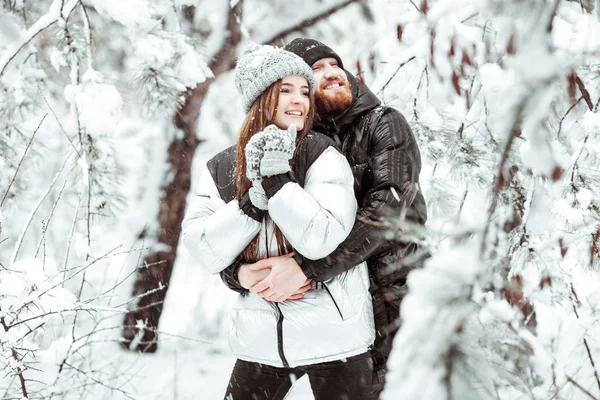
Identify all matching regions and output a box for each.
[234,43,316,112]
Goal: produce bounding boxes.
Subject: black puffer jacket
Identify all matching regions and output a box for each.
[299,72,427,286]
[221,72,427,298]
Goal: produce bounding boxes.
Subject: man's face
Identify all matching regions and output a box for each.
[311,57,353,115]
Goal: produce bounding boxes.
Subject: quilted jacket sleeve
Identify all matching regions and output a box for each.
[300,109,427,281]
[182,164,261,274]
[266,146,357,260]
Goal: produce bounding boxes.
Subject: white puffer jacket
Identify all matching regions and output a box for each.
[182,133,375,368]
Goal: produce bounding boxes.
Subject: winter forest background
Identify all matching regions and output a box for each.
[1,0,600,399]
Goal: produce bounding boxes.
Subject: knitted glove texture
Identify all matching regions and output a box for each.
[260,124,296,177]
[244,127,275,209]
[244,124,297,208]
[245,129,270,184]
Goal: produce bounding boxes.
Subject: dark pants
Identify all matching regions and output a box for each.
[368,290,402,399]
[224,352,374,400]
[367,244,425,398]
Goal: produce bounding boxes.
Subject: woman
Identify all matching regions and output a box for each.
[182,44,375,400]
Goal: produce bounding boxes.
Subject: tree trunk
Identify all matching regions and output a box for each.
[121,2,243,352]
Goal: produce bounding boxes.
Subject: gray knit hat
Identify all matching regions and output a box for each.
[235,43,316,112]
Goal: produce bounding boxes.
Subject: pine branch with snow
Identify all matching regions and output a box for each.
[370,0,600,398]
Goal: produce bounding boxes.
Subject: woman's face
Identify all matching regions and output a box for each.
[273,75,310,131]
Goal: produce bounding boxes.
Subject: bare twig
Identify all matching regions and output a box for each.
[97,260,161,306]
[584,338,600,395]
[377,56,416,95]
[107,237,146,307]
[33,245,123,301]
[480,98,526,256]
[1,376,17,399]
[8,302,126,331]
[557,96,583,138]
[63,192,83,280]
[575,74,594,110]
[11,156,70,263]
[570,133,590,191]
[78,2,93,71]
[566,375,598,400]
[34,180,67,258]
[85,168,91,264]
[39,89,82,158]
[455,185,469,223]
[113,284,167,309]
[482,98,500,148]
[1,312,28,397]
[570,284,600,394]
[63,362,136,400]
[0,0,80,76]
[0,114,47,209]
[520,178,537,237]
[413,66,428,121]
[264,0,362,46]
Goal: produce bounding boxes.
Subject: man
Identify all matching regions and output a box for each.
[220,38,427,396]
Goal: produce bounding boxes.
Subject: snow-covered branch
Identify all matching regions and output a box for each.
[0,114,47,209]
[0,0,80,76]
[261,0,363,45]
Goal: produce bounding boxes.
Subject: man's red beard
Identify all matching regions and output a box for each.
[315,78,353,116]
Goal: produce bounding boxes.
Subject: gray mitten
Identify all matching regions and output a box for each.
[245,130,270,184]
[245,129,272,210]
[260,124,296,177]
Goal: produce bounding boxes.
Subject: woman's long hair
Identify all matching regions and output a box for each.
[236,79,316,262]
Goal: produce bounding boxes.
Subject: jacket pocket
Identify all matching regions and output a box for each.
[323,267,366,321]
[323,283,344,320]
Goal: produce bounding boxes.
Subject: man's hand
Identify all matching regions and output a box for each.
[288,279,312,300]
[237,259,272,289]
[249,253,308,302]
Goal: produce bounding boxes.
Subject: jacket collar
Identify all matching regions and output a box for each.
[314,71,381,136]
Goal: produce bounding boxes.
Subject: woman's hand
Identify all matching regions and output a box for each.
[249,253,308,302]
[237,260,271,289]
[238,253,312,301]
[287,279,312,300]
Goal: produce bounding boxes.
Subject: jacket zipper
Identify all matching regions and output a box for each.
[265,223,289,367]
[274,303,289,367]
[323,283,344,320]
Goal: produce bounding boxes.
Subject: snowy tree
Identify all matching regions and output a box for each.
[1,0,215,396]
[366,1,600,399]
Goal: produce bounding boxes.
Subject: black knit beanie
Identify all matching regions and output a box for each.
[284,38,344,70]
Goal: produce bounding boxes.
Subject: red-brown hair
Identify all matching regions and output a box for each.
[236,79,316,262]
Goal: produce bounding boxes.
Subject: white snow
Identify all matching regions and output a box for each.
[90,0,152,28]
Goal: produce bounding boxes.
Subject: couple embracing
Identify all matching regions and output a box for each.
[182,38,427,400]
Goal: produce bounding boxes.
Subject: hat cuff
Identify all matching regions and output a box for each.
[242,62,315,112]
[302,48,344,69]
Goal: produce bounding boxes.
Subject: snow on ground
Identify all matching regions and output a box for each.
[117,336,313,399]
